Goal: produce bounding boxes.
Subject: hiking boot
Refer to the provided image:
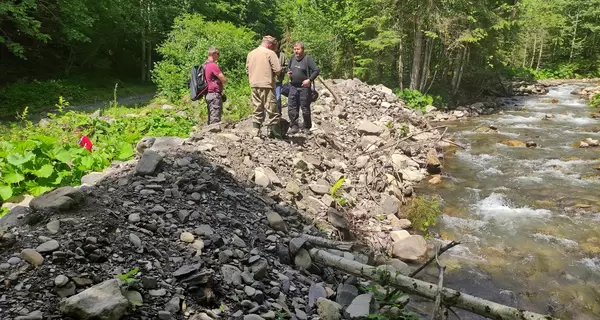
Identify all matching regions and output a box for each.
[301,127,312,135]
[288,125,299,134]
[251,122,261,137]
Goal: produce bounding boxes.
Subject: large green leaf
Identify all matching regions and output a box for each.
[6,152,34,166]
[53,147,73,164]
[28,185,54,197]
[2,171,25,184]
[0,185,13,201]
[80,155,95,170]
[116,142,135,160]
[33,164,54,178]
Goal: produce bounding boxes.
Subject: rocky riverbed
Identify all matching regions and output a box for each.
[0,79,457,320]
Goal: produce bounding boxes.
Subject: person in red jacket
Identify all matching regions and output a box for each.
[74,126,93,152]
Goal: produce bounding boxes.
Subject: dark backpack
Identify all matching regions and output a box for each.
[189,62,213,101]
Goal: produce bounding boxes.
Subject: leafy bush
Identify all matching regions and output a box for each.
[395,89,444,111]
[405,196,442,233]
[0,101,195,202]
[153,13,257,102]
[589,93,600,108]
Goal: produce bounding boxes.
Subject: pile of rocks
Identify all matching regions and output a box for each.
[0,79,448,320]
[571,85,600,100]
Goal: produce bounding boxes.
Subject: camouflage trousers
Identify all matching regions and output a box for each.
[205,92,222,124]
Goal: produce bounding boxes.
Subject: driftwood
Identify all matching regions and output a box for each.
[308,248,558,320]
[430,244,448,320]
[409,241,461,277]
[289,232,355,251]
[316,76,342,104]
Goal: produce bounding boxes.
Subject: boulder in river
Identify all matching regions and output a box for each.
[502,140,526,147]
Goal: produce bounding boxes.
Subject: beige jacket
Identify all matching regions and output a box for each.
[246,45,282,88]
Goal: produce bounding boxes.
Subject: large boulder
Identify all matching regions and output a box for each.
[60,279,128,320]
[29,187,84,212]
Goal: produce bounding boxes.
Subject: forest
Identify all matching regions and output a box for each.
[1,0,599,114]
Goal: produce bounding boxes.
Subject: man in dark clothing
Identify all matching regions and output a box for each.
[286,41,319,134]
[204,46,227,124]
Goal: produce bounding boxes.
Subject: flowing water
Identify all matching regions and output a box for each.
[419,84,600,319]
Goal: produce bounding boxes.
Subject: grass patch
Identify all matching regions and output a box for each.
[404,195,442,233]
[589,93,600,108]
[0,76,155,119]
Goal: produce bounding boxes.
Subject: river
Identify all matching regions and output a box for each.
[419,84,600,320]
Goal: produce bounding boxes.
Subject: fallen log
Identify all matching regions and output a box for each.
[289,232,355,251]
[308,248,558,320]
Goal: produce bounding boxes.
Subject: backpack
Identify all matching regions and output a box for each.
[189,62,214,101]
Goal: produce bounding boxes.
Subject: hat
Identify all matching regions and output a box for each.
[262,35,277,43]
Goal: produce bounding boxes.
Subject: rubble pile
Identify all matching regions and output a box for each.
[0,78,450,320]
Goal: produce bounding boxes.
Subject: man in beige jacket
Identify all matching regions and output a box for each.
[246,36,283,138]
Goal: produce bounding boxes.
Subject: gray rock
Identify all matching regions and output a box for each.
[381,196,398,215]
[128,214,141,223]
[356,120,384,136]
[46,220,60,234]
[295,308,308,320]
[7,257,21,265]
[30,186,84,212]
[336,284,358,308]
[20,249,44,267]
[294,248,312,269]
[308,283,327,308]
[231,234,247,248]
[158,310,172,320]
[36,240,59,253]
[14,310,43,320]
[165,296,181,314]
[262,167,282,186]
[129,233,143,253]
[345,293,375,319]
[243,315,265,320]
[316,297,342,320]
[327,209,348,229]
[392,235,427,261]
[251,258,269,280]
[245,286,257,296]
[254,168,271,187]
[309,184,329,195]
[289,238,307,256]
[286,181,301,194]
[266,211,286,232]
[125,290,143,307]
[60,279,128,320]
[81,172,105,186]
[135,149,162,176]
[173,263,201,277]
[355,156,369,168]
[194,224,214,236]
[55,275,69,287]
[149,289,167,297]
[221,265,242,284]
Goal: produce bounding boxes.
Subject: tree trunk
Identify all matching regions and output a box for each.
[451,46,467,95]
[529,34,537,69]
[140,0,146,81]
[536,35,544,72]
[409,16,424,90]
[308,248,558,320]
[419,36,433,91]
[569,12,579,62]
[398,40,404,90]
[522,45,527,68]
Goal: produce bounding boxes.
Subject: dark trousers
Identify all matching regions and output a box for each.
[205,92,222,124]
[287,86,312,129]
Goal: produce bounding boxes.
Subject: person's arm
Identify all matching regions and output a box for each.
[308,55,319,81]
[215,65,227,85]
[269,51,282,75]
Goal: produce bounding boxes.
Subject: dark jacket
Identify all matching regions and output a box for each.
[288,54,319,87]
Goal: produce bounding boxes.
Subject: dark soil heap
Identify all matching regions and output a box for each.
[0,78,449,320]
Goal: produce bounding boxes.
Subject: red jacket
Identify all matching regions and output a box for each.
[78,135,93,152]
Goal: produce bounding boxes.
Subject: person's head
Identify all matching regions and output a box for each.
[261,36,277,51]
[293,41,305,58]
[207,46,220,62]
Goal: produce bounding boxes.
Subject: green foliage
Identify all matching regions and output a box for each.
[395,89,444,111]
[0,207,8,219]
[405,196,442,233]
[329,177,353,207]
[0,77,154,119]
[117,267,140,285]
[0,98,195,202]
[153,13,257,102]
[589,93,600,108]
[362,268,420,320]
